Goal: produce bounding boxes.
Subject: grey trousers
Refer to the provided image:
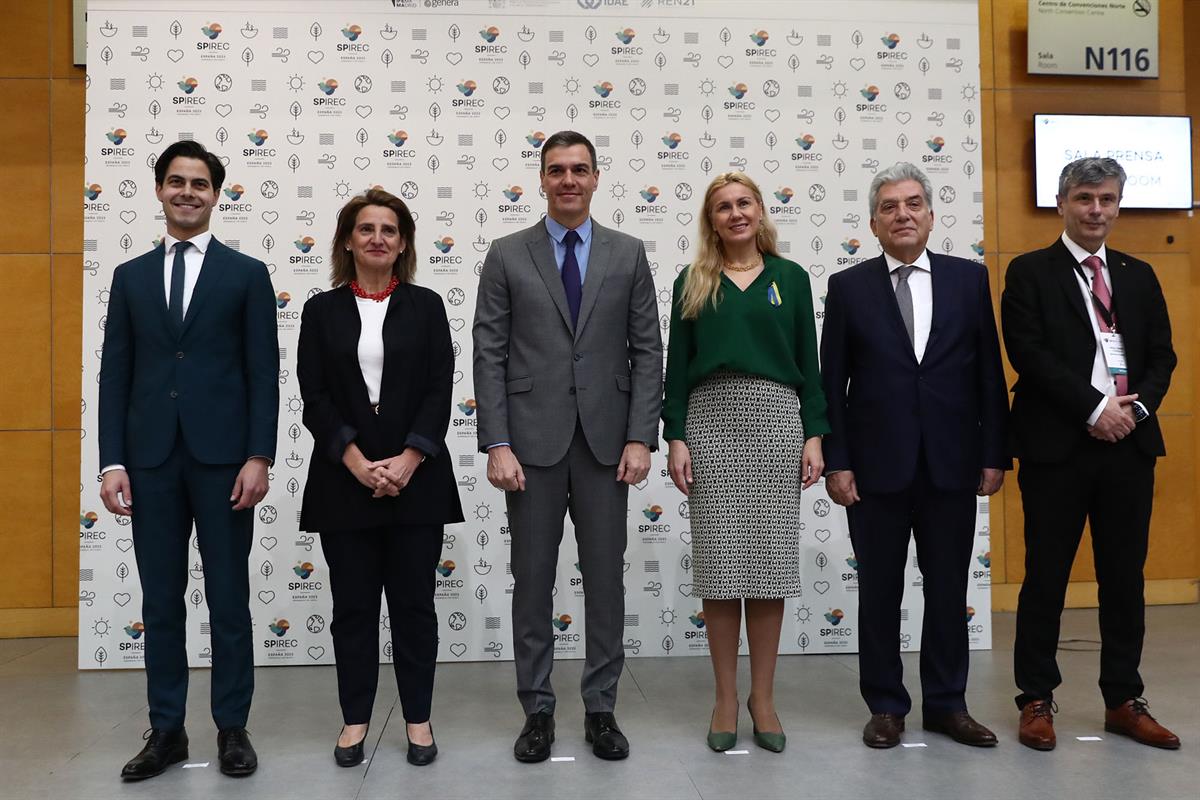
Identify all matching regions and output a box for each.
[507,425,629,715]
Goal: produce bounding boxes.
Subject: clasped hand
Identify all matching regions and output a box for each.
[345,443,424,497]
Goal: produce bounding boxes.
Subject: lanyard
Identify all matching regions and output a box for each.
[1072,263,1118,332]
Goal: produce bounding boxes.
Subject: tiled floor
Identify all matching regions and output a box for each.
[1,606,1196,799]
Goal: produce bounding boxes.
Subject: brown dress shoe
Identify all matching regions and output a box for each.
[1105,698,1181,750]
[1018,700,1056,751]
[863,714,905,748]
[923,711,997,747]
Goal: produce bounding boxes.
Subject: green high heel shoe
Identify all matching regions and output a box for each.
[749,709,786,753]
[706,707,737,752]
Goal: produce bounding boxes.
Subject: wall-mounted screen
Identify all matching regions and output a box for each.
[1034,114,1193,209]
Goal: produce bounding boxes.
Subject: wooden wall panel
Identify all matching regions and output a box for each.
[0,432,52,608]
[0,255,52,429]
[986,0,1198,607]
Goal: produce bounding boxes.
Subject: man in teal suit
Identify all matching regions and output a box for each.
[98,140,279,780]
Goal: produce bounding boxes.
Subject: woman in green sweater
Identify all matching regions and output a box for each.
[663,172,829,753]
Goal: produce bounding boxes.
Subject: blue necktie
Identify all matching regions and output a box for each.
[561,229,582,328]
[169,240,191,329]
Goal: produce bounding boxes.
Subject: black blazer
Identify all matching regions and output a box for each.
[1001,238,1176,463]
[98,238,279,469]
[820,252,1009,494]
[296,283,464,531]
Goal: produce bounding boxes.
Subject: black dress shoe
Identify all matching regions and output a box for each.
[406,722,438,766]
[863,713,905,748]
[923,711,998,747]
[514,711,555,763]
[217,727,258,776]
[334,725,367,768]
[120,728,189,781]
[584,712,630,760]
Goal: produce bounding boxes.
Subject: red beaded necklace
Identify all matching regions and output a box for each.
[350,275,400,302]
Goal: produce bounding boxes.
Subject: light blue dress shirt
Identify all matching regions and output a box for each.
[544,215,593,283]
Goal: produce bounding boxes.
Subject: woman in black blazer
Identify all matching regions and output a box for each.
[297,188,464,768]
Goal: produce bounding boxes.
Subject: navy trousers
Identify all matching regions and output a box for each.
[846,460,977,717]
[129,431,254,731]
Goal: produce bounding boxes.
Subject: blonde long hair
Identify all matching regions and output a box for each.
[678,172,781,319]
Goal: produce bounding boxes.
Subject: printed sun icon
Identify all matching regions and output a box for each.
[563,77,581,95]
[426,75,445,93]
[609,182,627,200]
[288,74,305,92]
[146,73,164,90]
[473,181,490,199]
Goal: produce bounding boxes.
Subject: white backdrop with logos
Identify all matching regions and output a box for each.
[79,0,990,669]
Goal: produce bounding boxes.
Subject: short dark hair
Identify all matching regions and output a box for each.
[1058,157,1127,199]
[539,130,597,174]
[329,188,418,288]
[153,140,226,190]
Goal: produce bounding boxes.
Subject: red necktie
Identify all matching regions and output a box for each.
[1082,255,1127,395]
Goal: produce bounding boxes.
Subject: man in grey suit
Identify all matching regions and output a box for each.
[473,130,662,762]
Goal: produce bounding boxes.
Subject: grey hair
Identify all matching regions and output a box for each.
[1057,157,1126,198]
[868,162,934,218]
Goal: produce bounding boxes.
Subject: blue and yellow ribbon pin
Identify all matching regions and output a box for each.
[767,280,783,306]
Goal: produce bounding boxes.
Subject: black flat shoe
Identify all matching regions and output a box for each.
[217,727,258,776]
[120,728,189,781]
[334,725,367,767]
[584,711,630,760]
[406,722,438,766]
[514,711,555,763]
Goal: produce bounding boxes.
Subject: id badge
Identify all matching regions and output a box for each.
[1100,332,1127,376]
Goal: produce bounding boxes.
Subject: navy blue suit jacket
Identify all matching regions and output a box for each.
[820,252,1009,494]
[98,237,280,469]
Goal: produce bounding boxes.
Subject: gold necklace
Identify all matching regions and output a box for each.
[723,257,763,272]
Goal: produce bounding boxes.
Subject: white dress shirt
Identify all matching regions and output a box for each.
[356,296,388,405]
[884,249,933,362]
[162,231,211,317]
[1060,233,1120,426]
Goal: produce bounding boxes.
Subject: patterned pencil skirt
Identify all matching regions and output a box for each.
[685,371,804,600]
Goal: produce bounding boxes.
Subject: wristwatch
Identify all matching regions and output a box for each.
[1132,401,1150,424]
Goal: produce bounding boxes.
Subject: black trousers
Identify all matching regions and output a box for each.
[1014,437,1155,709]
[846,460,977,717]
[129,431,254,731]
[320,525,444,724]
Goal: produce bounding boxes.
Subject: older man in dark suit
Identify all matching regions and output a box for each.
[473,131,662,762]
[99,140,278,780]
[821,162,1009,749]
[1002,157,1178,751]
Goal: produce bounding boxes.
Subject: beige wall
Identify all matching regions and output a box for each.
[0,1,1194,636]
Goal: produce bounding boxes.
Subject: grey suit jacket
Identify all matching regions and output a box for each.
[473,217,662,467]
